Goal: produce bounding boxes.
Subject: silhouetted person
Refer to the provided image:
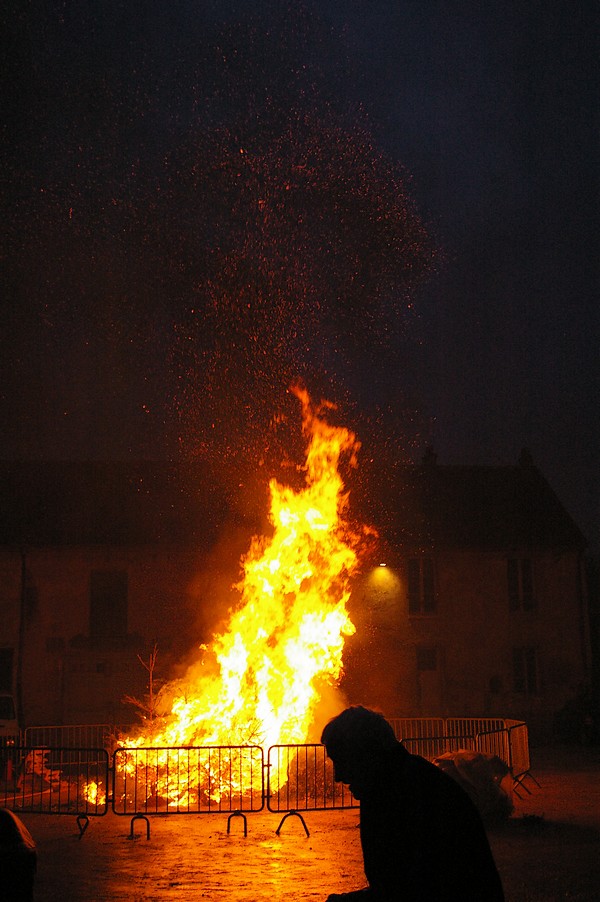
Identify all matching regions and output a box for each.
[321,706,504,901]
[0,808,36,901]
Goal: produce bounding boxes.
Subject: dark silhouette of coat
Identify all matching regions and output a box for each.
[0,808,37,902]
[357,743,505,901]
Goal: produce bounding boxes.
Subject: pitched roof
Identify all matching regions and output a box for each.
[0,461,233,547]
[0,456,586,552]
[361,457,586,552]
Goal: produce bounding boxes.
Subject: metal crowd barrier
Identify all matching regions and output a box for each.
[0,720,532,836]
[447,718,507,737]
[390,717,533,795]
[24,724,124,750]
[389,717,511,746]
[473,723,538,796]
[112,745,264,816]
[267,744,357,813]
[401,734,478,759]
[505,720,539,796]
[388,717,444,741]
[21,719,531,780]
[505,720,530,776]
[0,746,109,833]
[476,727,511,764]
[389,717,525,765]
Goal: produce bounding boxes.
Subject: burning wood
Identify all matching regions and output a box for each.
[111,388,371,807]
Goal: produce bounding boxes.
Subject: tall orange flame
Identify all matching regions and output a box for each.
[123,387,364,758]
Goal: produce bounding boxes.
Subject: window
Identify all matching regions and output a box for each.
[407,557,436,613]
[0,694,16,720]
[512,646,538,694]
[90,570,128,640]
[507,558,535,610]
[0,649,14,692]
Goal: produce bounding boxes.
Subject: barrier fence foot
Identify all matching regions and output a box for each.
[513,771,540,799]
[76,814,89,838]
[129,814,151,840]
[227,810,247,836]
[276,810,310,837]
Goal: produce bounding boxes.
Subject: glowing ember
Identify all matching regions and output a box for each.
[115,387,368,804]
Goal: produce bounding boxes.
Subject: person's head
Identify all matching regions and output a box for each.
[321,706,398,798]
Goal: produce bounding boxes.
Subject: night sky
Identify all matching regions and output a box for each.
[2,1,598,551]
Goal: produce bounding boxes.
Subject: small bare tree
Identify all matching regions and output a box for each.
[122,644,162,725]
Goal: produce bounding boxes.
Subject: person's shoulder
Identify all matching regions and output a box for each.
[401,749,436,771]
[404,751,468,792]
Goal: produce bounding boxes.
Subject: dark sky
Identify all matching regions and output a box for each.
[2,1,598,551]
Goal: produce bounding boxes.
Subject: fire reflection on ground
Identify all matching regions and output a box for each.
[27,809,364,901]
[18,749,600,900]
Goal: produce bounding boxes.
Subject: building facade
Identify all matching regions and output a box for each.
[345,451,591,739]
[0,455,592,740]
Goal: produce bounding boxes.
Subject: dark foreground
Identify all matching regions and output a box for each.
[17,745,600,902]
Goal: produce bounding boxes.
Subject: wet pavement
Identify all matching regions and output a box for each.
[21,807,365,902]
[17,745,600,902]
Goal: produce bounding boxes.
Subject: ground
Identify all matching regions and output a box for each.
[16,745,600,902]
